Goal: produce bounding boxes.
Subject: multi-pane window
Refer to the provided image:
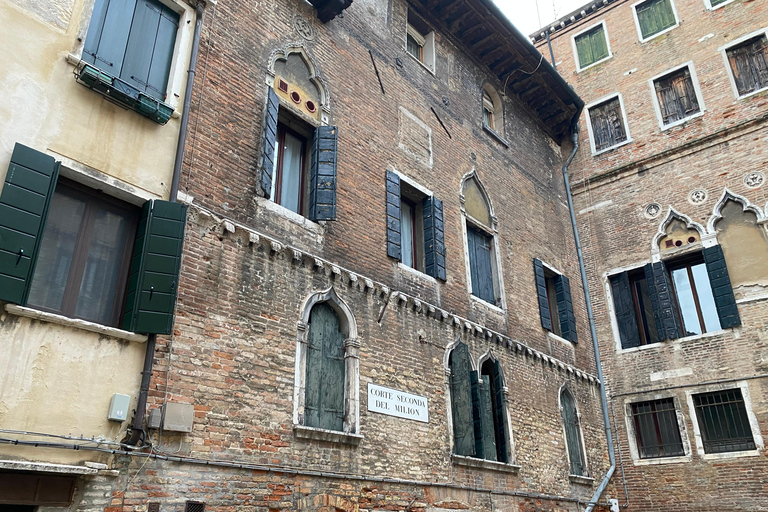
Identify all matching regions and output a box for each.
[668,255,721,337]
[588,96,628,153]
[574,24,610,69]
[561,388,586,476]
[634,0,677,41]
[399,195,425,271]
[406,10,435,71]
[482,91,494,128]
[304,302,345,432]
[726,35,768,97]
[271,124,307,215]
[693,389,756,454]
[653,66,701,126]
[631,399,685,459]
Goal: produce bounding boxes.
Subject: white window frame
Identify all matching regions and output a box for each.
[648,61,706,131]
[405,17,436,74]
[631,0,680,43]
[584,92,633,155]
[571,20,613,72]
[719,27,768,100]
[623,394,692,466]
[704,0,735,10]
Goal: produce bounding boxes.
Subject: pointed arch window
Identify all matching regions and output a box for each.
[305,303,345,431]
[560,387,587,476]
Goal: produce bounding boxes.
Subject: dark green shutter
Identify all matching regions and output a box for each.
[470,370,486,459]
[309,125,338,221]
[703,245,741,329]
[492,360,508,463]
[610,272,641,349]
[637,0,676,40]
[575,32,594,68]
[561,389,585,476]
[533,258,552,331]
[479,375,497,461]
[575,25,608,68]
[423,196,446,280]
[304,303,345,432]
[260,87,279,199]
[385,170,401,260]
[555,275,578,343]
[0,144,60,305]
[468,228,494,304]
[122,200,186,335]
[450,342,475,456]
[644,262,683,341]
[83,0,137,76]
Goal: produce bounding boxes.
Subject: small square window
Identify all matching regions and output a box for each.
[693,389,756,454]
[631,398,685,459]
[726,34,768,97]
[633,0,678,41]
[574,23,610,69]
[406,10,435,72]
[587,95,629,153]
[652,66,702,127]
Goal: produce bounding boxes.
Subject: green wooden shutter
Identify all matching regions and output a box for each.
[122,200,186,334]
[492,360,508,463]
[637,0,676,39]
[561,389,585,476]
[575,32,594,68]
[470,370,486,459]
[309,126,338,221]
[304,303,345,431]
[82,0,138,76]
[479,375,497,461]
[423,196,446,281]
[468,228,494,304]
[260,87,279,199]
[385,170,402,260]
[450,342,475,456]
[644,262,683,341]
[0,144,60,305]
[533,258,552,330]
[591,27,609,62]
[555,275,578,343]
[702,245,741,329]
[610,272,641,349]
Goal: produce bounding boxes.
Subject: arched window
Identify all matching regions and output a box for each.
[560,387,587,476]
[305,302,345,430]
[479,357,509,463]
[481,85,503,134]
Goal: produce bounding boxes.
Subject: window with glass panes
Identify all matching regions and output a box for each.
[709,0,730,6]
[631,399,684,458]
[635,0,677,40]
[726,35,768,97]
[588,96,628,152]
[653,67,701,126]
[483,91,494,127]
[668,254,721,337]
[693,389,756,454]
[271,124,307,215]
[575,24,609,68]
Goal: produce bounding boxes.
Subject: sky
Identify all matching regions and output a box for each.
[493,0,592,37]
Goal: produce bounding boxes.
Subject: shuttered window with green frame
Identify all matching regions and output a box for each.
[635,0,677,40]
[574,24,609,69]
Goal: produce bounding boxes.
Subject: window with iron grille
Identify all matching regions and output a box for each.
[631,399,685,459]
[693,389,756,454]
[588,96,628,152]
[653,66,701,126]
[726,35,768,97]
[634,0,677,40]
[574,24,610,69]
[184,502,205,512]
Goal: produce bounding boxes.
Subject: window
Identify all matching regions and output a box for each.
[385,171,446,279]
[304,302,345,431]
[651,64,704,128]
[692,389,756,454]
[586,95,630,154]
[0,143,186,334]
[706,0,732,9]
[481,85,504,136]
[610,269,659,348]
[633,0,678,41]
[467,226,495,303]
[631,399,685,459]
[406,10,435,72]
[725,34,768,97]
[560,387,586,476]
[573,22,611,70]
[482,91,494,128]
[668,254,721,336]
[271,122,308,215]
[533,259,578,343]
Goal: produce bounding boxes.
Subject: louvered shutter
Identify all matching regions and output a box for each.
[470,370,486,459]
[644,262,683,341]
[304,303,345,432]
[82,0,137,76]
[122,200,186,334]
[533,258,552,331]
[610,272,641,349]
[423,196,446,280]
[555,275,578,343]
[479,376,497,461]
[449,343,475,456]
[0,144,60,304]
[385,170,401,260]
[259,87,279,199]
[492,360,508,463]
[309,125,338,221]
[702,245,741,329]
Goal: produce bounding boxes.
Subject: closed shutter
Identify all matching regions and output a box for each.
[304,303,345,432]
[122,200,186,334]
[561,390,585,476]
[702,245,741,329]
[479,375,497,461]
[385,170,402,260]
[637,0,676,39]
[575,32,594,68]
[83,0,138,76]
[610,272,641,349]
[0,144,60,304]
[470,370,486,459]
[555,275,578,343]
[449,342,475,456]
[576,25,608,68]
[644,262,683,341]
[309,125,338,221]
[423,196,446,280]
[259,87,279,199]
[468,227,494,304]
[533,258,552,330]
[492,360,508,463]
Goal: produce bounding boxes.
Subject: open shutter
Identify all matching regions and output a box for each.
[423,196,446,280]
[479,376,497,461]
[122,200,186,335]
[555,275,578,343]
[492,360,508,463]
[450,343,475,457]
[644,262,683,341]
[259,87,279,199]
[385,170,401,260]
[703,245,741,329]
[610,272,641,349]
[0,144,60,304]
[470,370,485,459]
[82,0,137,76]
[309,126,338,221]
[533,259,552,330]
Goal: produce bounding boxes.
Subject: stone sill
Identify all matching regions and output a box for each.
[482,124,510,147]
[569,474,595,485]
[451,454,520,474]
[0,459,97,475]
[5,304,147,343]
[293,425,363,445]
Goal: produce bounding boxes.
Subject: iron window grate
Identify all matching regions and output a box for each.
[185,502,205,512]
[693,389,756,454]
[631,398,685,459]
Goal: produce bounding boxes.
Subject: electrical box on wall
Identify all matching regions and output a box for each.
[108,393,131,421]
[163,402,195,432]
[147,408,162,429]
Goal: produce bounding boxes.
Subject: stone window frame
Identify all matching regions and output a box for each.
[647,62,707,131]
[584,92,632,156]
[480,84,508,146]
[537,260,575,346]
[718,27,768,100]
[65,0,197,113]
[622,393,692,466]
[558,384,591,480]
[704,0,735,11]
[570,20,613,72]
[292,286,362,445]
[631,0,680,44]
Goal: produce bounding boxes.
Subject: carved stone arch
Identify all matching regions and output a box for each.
[477,348,505,386]
[558,383,588,476]
[651,207,709,258]
[460,169,497,230]
[299,286,357,339]
[444,338,476,373]
[707,188,767,233]
[267,43,331,116]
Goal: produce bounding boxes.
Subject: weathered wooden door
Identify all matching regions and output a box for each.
[305,302,345,431]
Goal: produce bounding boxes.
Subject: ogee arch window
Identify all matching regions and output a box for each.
[305,302,345,431]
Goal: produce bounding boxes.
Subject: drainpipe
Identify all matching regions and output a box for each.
[546,31,556,70]
[560,124,616,511]
[127,1,205,447]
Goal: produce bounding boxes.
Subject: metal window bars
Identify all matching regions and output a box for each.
[693,389,756,454]
[631,398,685,459]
